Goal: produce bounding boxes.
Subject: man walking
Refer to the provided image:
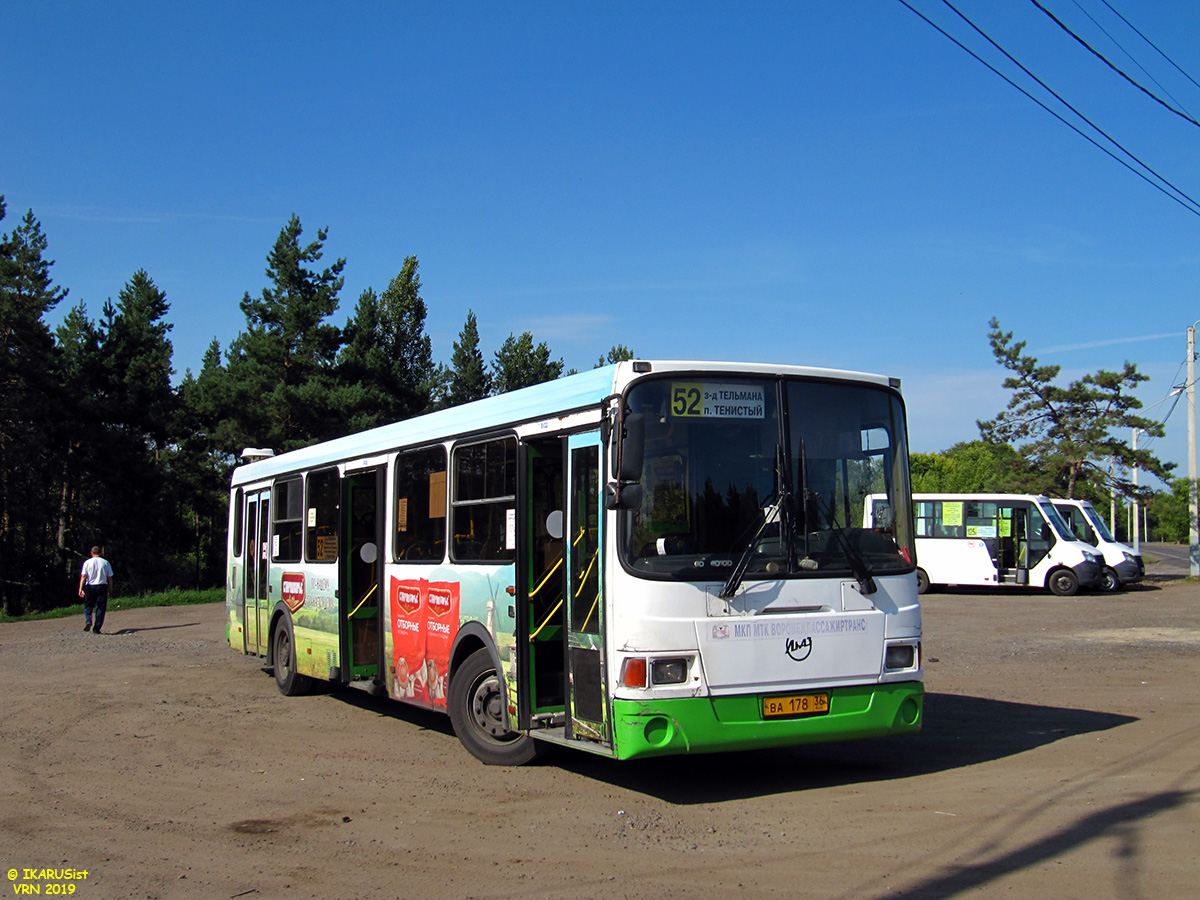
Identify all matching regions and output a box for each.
[78,547,114,634]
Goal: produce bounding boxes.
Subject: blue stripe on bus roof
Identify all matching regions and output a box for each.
[231,365,620,485]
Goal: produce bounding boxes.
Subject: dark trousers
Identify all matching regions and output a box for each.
[84,584,109,632]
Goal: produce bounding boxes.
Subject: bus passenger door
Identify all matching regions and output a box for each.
[243,489,270,654]
[565,432,608,744]
[996,504,1031,586]
[342,469,383,686]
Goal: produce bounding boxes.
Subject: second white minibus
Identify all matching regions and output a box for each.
[1050,499,1144,593]
[866,493,1103,596]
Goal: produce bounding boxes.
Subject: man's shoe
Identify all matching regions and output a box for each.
[93,628,102,634]
[84,623,91,632]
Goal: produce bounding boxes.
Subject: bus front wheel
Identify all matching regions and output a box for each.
[916,568,930,594]
[1048,569,1079,597]
[1097,567,1121,593]
[272,620,311,696]
[449,647,542,766]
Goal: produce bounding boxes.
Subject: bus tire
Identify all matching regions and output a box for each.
[1097,567,1121,593]
[916,568,930,595]
[273,618,311,697]
[449,647,542,766]
[1047,568,1079,597]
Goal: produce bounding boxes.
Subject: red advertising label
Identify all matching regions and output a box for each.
[424,583,460,708]
[281,572,305,613]
[390,578,426,701]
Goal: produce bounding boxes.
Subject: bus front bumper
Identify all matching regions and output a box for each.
[610,682,923,760]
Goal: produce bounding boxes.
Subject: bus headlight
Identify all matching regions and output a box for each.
[884,643,916,670]
[651,658,688,685]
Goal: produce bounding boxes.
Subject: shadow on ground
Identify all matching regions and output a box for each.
[558,692,1137,803]
[320,687,1136,802]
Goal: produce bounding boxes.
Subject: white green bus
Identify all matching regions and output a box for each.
[227,360,923,765]
[1050,498,1144,593]
[866,493,1103,596]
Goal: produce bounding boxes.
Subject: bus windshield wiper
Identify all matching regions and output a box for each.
[812,493,877,596]
[718,489,789,599]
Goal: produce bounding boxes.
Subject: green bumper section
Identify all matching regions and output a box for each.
[610,682,923,760]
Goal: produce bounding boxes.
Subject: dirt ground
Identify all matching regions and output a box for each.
[2,565,1198,900]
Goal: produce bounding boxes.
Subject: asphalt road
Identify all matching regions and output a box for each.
[1140,542,1192,578]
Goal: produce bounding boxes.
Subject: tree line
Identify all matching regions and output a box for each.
[1,198,1186,615]
[0,201,630,615]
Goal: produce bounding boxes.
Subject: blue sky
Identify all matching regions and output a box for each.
[3,1,1197,487]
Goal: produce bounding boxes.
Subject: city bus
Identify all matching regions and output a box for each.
[1050,498,1143,593]
[226,360,923,765]
[865,493,1102,596]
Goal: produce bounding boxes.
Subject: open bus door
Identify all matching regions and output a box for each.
[243,489,270,655]
[341,467,383,689]
[565,431,608,745]
[993,503,1031,586]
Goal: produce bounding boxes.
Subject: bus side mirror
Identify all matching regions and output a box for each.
[618,413,644,482]
[606,411,644,510]
[605,482,642,510]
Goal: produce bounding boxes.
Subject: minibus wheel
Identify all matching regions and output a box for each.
[916,568,930,594]
[1047,568,1079,597]
[1097,567,1120,593]
[449,647,542,766]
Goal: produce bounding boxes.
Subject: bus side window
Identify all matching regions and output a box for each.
[305,468,340,562]
[451,437,517,562]
[395,446,448,562]
[273,477,303,563]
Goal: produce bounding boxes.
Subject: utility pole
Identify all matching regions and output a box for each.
[1131,428,1140,554]
[1190,325,1198,577]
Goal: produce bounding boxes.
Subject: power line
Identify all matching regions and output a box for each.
[1028,0,1200,131]
[895,0,1200,217]
[1097,0,1200,95]
[1068,0,1195,119]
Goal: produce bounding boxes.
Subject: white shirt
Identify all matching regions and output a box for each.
[81,556,113,585]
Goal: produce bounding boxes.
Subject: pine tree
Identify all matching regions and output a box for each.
[595,344,635,368]
[223,216,347,451]
[338,256,434,430]
[492,331,563,394]
[0,200,69,613]
[978,317,1173,498]
[447,310,491,406]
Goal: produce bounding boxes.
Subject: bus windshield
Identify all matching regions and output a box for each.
[1079,503,1117,543]
[621,376,914,581]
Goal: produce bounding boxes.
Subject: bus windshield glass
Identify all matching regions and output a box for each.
[622,376,914,581]
[1079,503,1117,542]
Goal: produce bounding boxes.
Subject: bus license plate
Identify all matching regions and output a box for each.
[762,692,830,719]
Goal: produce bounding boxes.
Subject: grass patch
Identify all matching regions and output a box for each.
[0,588,224,624]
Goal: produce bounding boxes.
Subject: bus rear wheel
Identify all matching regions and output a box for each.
[449,648,542,766]
[916,568,930,595]
[1048,569,1079,597]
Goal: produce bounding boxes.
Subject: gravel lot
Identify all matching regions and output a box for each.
[2,561,1197,900]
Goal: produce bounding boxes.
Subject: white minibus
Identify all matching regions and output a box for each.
[1050,499,1144,593]
[865,493,1103,596]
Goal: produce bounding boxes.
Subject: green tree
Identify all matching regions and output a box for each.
[492,331,563,394]
[978,318,1173,499]
[222,216,347,452]
[446,309,491,406]
[1146,480,1187,543]
[338,256,434,431]
[910,440,1037,493]
[595,344,635,368]
[0,200,68,614]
